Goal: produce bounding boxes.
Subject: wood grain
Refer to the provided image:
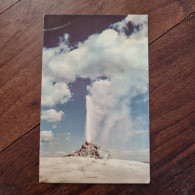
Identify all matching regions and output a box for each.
[0,0,19,14]
[0,9,194,194]
[0,0,194,152]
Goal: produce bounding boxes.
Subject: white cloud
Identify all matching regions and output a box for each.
[41,37,72,108]
[46,28,148,84]
[110,15,148,39]
[41,77,71,107]
[40,130,54,142]
[41,109,64,122]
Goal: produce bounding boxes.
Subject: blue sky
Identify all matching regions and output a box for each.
[40,15,149,161]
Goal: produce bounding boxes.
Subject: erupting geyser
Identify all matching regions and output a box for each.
[64,80,112,160]
[85,95,92,143]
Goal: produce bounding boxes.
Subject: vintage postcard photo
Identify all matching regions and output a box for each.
[39,15,150,183]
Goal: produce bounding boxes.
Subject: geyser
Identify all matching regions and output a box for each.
[85,95,92,143]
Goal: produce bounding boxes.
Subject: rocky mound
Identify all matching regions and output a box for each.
[65,141,111,159]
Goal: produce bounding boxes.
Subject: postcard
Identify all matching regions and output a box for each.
[39,15,150,183]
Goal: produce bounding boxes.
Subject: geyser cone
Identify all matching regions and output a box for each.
[65,141,111,160]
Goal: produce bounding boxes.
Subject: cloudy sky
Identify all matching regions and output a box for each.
[40,15,149,161]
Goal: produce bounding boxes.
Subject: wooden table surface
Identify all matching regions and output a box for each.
[0,0,194,194]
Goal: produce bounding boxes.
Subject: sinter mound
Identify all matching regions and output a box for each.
[65,141,111,159]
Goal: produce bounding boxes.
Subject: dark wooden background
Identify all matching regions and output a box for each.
[0,0,194,194]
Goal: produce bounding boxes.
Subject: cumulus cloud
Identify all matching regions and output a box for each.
[41,77,71,107]
[40,130,54,142]
[110,15,148,39]
[41,109,64,122]
[41,33,72,108]
[42,15,149,149]
[46,28,148,84]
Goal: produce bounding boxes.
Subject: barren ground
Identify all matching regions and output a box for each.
[39,157,150,183]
